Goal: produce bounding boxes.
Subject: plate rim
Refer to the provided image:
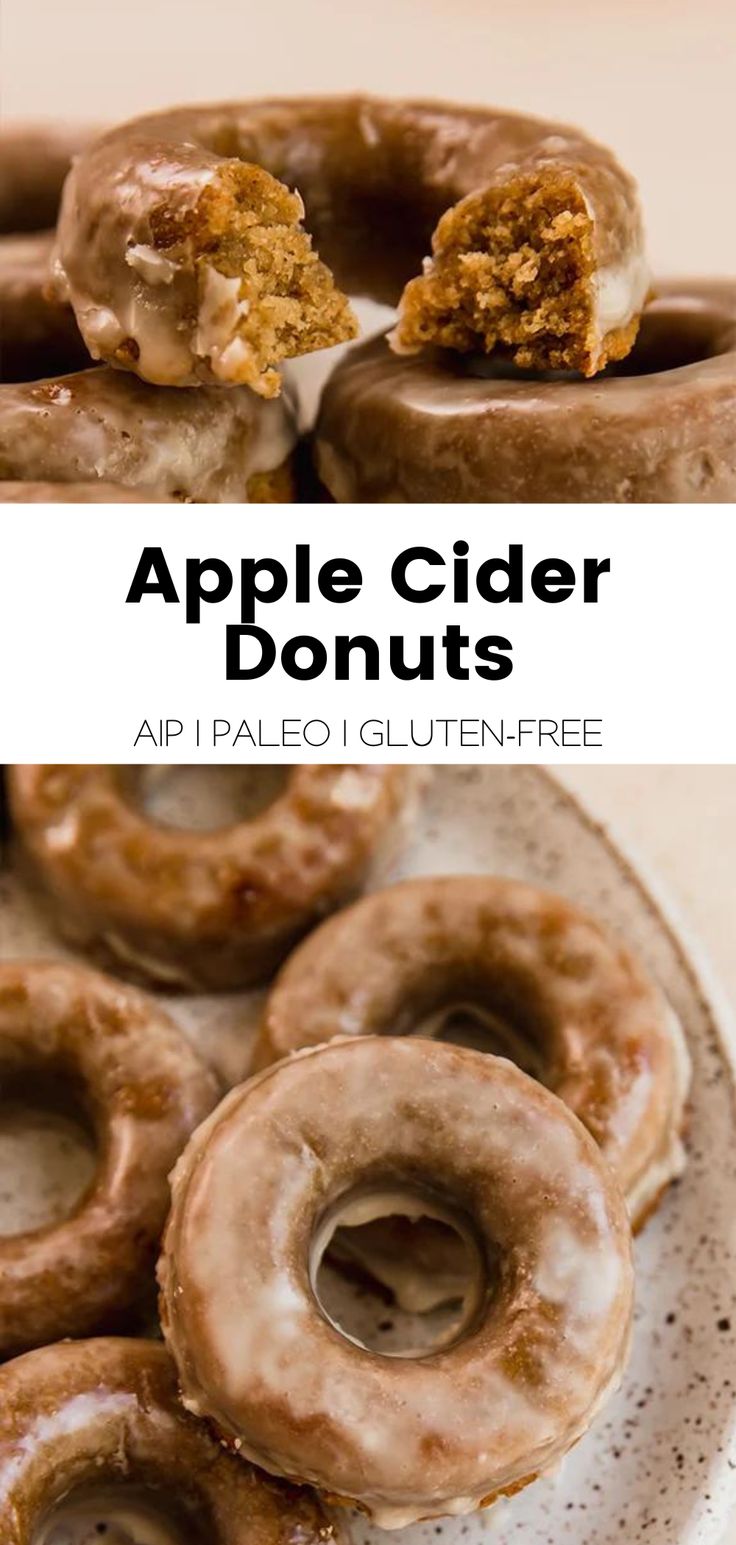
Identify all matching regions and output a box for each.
[542,766,736,1541]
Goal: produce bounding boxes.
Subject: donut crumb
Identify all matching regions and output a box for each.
[150,161,358,396]
[392,169,638,377]
[246,459,296,502]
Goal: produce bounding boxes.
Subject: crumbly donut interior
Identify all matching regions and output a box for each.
[393,171,638,378]
[149,162,358,397]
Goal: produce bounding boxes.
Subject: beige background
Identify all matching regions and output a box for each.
[2,0,735,277]
[561,766,736,1016]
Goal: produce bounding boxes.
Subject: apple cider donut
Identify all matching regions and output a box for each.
[0,959,218,1355]
[255,876,691,1230]
[0,1338,339,1545]
[52,97,648,395]
[315,280,736,502]
[8,765,408,992]
[159,1037,634,1527]
[0,231,297,500]
[0,366,296,499]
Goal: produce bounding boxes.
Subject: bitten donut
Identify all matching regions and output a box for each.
[0,135,295,497]
[0,1338,339,1545]
[159,1037,634,1527]
[255,875,691,1230]
[52,97,648,394]
[0,232,297,500]
[8,765,408,992]
[315,280,736,502]
[0,959,218,1354]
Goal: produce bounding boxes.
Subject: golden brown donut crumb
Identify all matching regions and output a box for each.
[393,171,644,376]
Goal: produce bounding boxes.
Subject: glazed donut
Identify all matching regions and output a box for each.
[52,97,647,395]
[159,1037,634,1527]
[314,280,736,502]
[0,959,218,1354]
[0,233,297,500]
[0,366,297,500]
[255,875,691,1231]
[8,765,408,992]
[0,1338,339,1545]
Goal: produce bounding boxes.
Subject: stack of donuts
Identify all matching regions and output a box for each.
[1,100,734,502]
[0,764,691,1544]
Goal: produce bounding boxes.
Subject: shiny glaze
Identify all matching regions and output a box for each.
[0,960,218,1353]
[159,1037,634,1527]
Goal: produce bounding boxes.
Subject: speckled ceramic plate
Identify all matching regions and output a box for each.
[1,766,735,1545]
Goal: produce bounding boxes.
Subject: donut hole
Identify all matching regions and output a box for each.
[417,999,547,1079]
[396,172,603,376]
[604,300,733,377]
[460,300,733,382]
[118,765,291,831]
[0,1070,97,1237]
[311,1186,492,1357]
[35,1481,211,1545]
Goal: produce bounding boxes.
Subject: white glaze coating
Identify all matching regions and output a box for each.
[593,250,651,339]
